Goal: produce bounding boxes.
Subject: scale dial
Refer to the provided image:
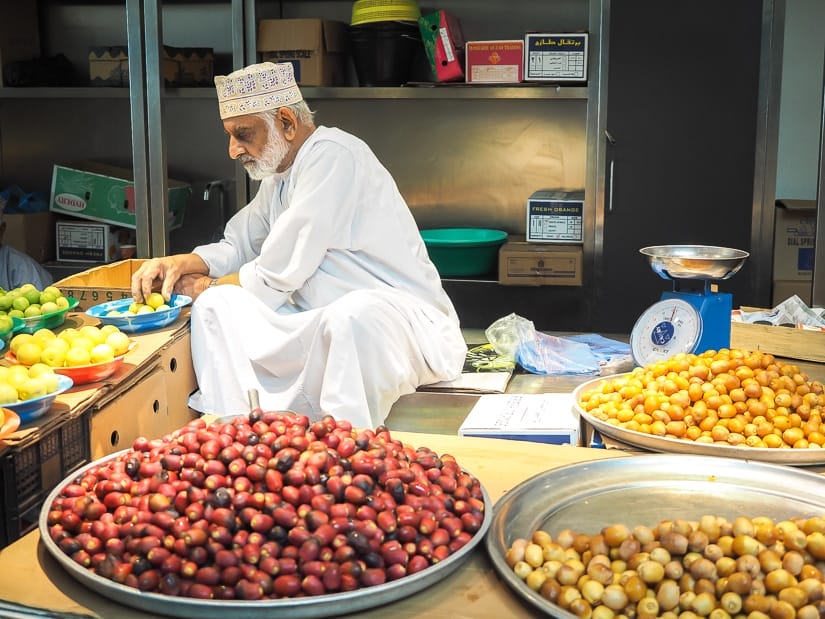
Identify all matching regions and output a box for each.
[630,298,703,367]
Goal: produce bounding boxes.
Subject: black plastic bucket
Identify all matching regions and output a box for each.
[349,21,422,86]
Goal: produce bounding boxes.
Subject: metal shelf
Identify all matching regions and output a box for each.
[0,85,587,101]
[0,87,130,99]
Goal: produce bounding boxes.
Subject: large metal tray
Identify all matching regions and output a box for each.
[39,450,492,619]
[573,374,825,466]
[486,454,825,618]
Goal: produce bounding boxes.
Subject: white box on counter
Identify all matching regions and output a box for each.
[458,393,581,446]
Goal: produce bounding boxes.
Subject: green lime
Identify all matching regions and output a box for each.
[23,289,41,305]
[11,296,29,312]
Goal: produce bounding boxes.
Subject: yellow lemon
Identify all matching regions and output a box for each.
[15,341,42,366]
[105,331,131,356]
[23,304,41,318]
[40,346,67,368]
[80,325,106,346]
[18,377,47,401]
[100,324,120,337]
[55,296,70,310]
[0,384,18,404]
[6,367,30,392]
[65,347,91,367]
[32,328,57,346]
[145,292,166,310]
[71,336,95,353]
[90,343,115,364]
[28,363,53,378]
[58,328,80,345]
[41,372,59,394]
[10,333,34,354]
[128,302,144,314]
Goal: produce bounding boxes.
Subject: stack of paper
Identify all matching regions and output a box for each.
[458,392,580,445]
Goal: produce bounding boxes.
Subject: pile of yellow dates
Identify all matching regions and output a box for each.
[577,350,825,449]
[507,515,825,619]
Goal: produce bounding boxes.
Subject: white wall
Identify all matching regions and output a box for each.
[775,0,825,199]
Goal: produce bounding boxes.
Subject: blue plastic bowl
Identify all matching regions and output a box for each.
[85,295,192,334]
[420,228,508,277]
[6,374,74,424]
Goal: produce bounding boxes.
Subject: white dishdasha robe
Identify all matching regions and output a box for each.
[188,126,466,427]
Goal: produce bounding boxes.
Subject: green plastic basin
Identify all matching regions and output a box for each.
[420,228,508,277]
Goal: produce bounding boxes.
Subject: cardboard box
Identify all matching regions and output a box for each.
[774,199,816,281]
[257,19,348,86]
[524,33,588,82]
[50,162,190,230]
[418,10,465,83]
[56,220,132,263]
[89,46,181,86]
[772,279,813,306]
[90,368,169,459]
[54,259,146,310]
[526,189,584,243]
[0,4,40,86]
[3,212,56,264]
[159,330,198,425]
[731,307,825,363]
[465,40,524,84]
[166,46,214,86]
[498,241,582,286]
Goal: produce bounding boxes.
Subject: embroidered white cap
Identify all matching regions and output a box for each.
[214,62,303,120]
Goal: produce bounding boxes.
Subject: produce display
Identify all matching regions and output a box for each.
[505,514,825,618]
[105,292,170,316]
[45,412,487,602]
[8,325,132,368]
[0,360,63,403]
[577,349,825,450]
[0,284,71,321]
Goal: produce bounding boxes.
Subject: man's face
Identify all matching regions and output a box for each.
[223,113,291,181]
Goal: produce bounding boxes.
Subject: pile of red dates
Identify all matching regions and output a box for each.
[46,412,486,600]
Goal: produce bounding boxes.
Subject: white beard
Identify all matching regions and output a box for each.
[240,125,291,181]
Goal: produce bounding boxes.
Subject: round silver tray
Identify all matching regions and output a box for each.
[640,244,749,281]
[486,453,825,618]
[39,450,492,619]
[573,373,825,466]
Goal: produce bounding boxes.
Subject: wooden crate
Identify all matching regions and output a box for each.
[730,307,825,363]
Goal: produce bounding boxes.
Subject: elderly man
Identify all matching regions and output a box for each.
[131,62,466,428]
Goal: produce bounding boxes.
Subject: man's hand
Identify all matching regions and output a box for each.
[175,274,214,300]
[130,254,208,302]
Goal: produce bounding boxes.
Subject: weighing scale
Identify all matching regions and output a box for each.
[630,245,749,366]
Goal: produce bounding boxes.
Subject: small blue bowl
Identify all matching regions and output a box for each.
[85,295,192,334]
[6,374,74,424]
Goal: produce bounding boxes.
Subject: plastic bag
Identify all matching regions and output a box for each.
[485,313,601,376]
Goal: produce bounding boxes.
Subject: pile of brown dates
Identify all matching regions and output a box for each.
[46,412,486,600]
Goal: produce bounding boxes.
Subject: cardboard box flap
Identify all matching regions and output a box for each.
[776,199,816,212]
[258,19,323,52]
[63,161,189,190]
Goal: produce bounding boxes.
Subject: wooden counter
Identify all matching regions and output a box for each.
[0,432,625,618]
